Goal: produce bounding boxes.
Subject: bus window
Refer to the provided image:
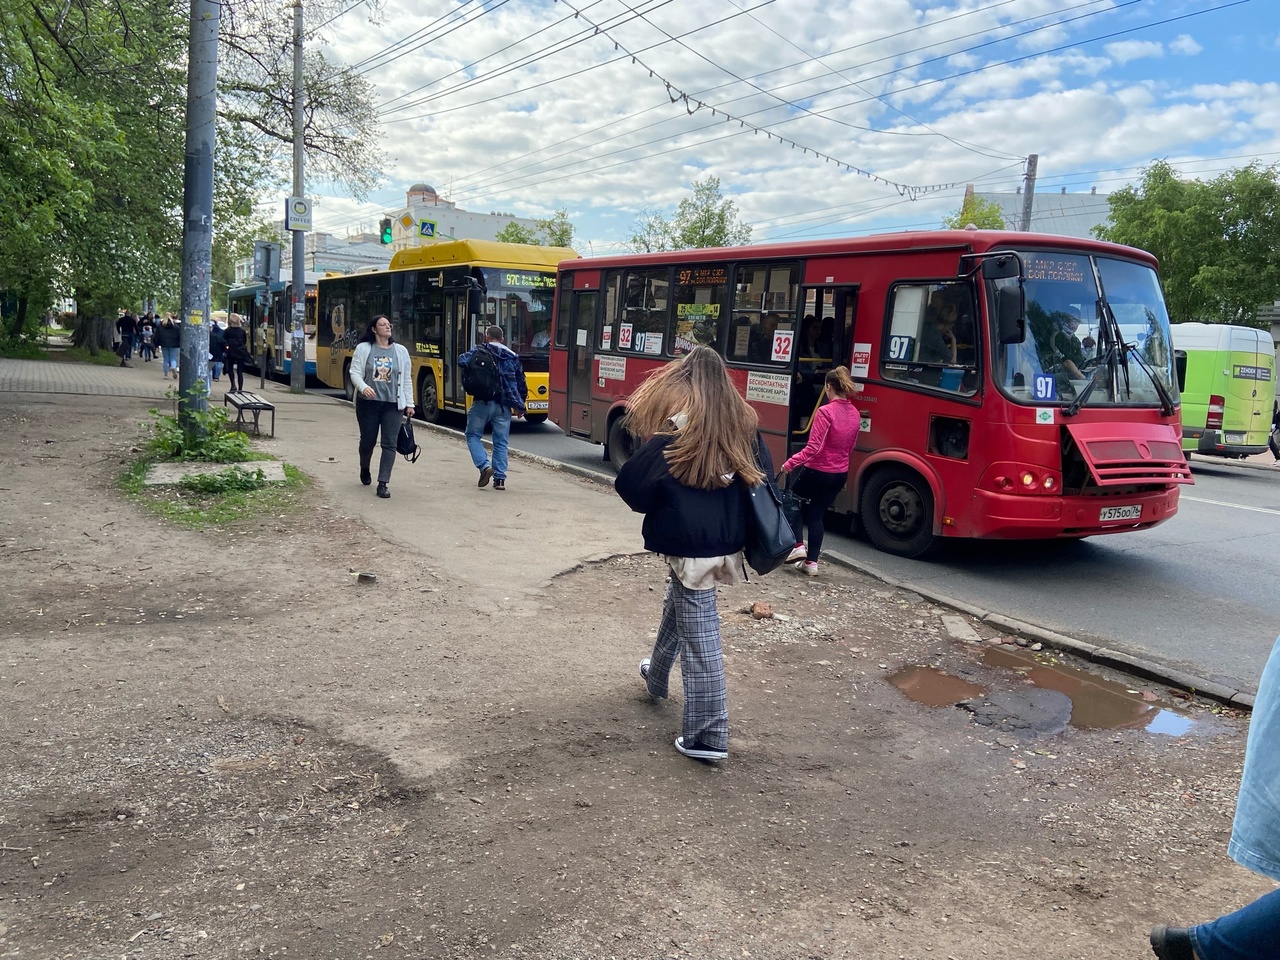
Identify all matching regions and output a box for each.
[598,271,621,351]
[732,261,799,366]
[619,268,670,355]
[555,280,572,348]
[672,264,728,356]
[882,281,977,396]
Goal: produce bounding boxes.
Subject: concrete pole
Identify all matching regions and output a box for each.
[1019,154,1039,232]
[289,0,307,394]
[178,0,219,426]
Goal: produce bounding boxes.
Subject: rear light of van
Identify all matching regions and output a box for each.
[1206,395,1225,431]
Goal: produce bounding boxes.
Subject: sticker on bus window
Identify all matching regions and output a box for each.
[745,371,791,405]
[734,325,751,357]
[601,326,612,349]
[771,330,794,363]
[1035,408,1055,425]
[1033,375,1057,401]
[851,342,871,378]
[597,356,626,381]
[576,329,588,347]
[619,323,633,349]
[643,333,664,355]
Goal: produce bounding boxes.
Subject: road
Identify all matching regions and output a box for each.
[498,415,1280,694]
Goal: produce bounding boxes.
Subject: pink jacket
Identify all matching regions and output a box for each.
[782,397,860,475]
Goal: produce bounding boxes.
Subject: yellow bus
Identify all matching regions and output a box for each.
[316,239,577,423]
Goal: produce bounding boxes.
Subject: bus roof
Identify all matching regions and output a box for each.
[389,238,580,273]
[555,229,1160,272]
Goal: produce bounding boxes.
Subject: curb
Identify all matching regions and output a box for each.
[335,396,1256,710]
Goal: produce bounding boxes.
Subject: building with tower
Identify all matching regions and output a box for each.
[383,183,540,252]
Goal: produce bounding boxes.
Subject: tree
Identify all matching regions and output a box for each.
[494,208,575,248]
[627,177,752,253]
[626,209,673,253]
[942,195,1006,230]
[1096,160,1280,326]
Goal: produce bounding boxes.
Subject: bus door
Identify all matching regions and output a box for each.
[441,286,469,409]
[565,290,598,438]
[789,285,858,456]
[273,291,287,374]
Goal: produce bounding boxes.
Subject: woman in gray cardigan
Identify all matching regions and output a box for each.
[349,315,414,499]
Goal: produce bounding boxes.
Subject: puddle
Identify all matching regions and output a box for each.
[888,665,986,707]
[982,645,1196,735]
[886,649,1198,736]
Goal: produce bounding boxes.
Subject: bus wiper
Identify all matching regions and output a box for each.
[1121,338,1176,416]
[1064,341,1114,417]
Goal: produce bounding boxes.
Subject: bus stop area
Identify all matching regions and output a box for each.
[0,357,1271,960]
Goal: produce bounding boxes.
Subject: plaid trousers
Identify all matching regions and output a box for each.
[644,576,729,751]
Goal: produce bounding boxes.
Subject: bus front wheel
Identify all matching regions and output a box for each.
[860,465,936,558]
[418,373,442,424]
[607,416,638,471]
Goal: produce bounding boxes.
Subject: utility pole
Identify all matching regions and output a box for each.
[288,0,307,394]
[1019,154,1039,232]
[178,0,219,428]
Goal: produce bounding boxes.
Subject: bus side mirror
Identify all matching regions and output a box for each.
[996,285,1025,344]
[982,256,1019,280]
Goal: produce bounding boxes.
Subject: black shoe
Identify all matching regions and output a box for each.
[478,466,493,488]
[674,736,728,761]
[1150,926,1196,960]
[493,478,506,491]
[360,468,371,486]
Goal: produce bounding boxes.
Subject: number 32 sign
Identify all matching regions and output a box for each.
[771,330,794,363]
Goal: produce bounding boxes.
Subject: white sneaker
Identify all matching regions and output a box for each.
[800,561,819,576]
[785,543,807,563]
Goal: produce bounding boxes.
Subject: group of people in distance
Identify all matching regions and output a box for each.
[114,310,253,390]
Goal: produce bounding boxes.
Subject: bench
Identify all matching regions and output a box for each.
[224,391,276,437]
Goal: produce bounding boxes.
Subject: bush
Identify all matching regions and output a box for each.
[145,389,254,462]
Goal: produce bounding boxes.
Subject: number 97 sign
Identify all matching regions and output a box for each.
[771,330,794,363]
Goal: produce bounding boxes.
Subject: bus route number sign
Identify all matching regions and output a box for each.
[771,330,794,363]
[1033,375,1057,401]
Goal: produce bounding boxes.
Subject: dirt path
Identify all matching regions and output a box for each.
[0,390,1270,960]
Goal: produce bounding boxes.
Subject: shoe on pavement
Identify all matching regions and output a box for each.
[360,468,371,486]
[639,658,665,701]
[376,483,390,499]
[675,736,728,761]
[785,543,807,563]
[1149,927,1196,960]
[478,465,493,488]
[799,561,819,576]
[493,478,506,491]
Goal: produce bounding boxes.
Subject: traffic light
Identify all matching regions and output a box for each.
[380,218,393,244]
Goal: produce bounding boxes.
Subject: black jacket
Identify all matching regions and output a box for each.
[155,321,181,349]
[615,432,772,558]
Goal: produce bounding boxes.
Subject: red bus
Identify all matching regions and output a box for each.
[548,229,1192,557]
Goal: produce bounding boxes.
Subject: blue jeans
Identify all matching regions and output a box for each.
[1190,634,1280,959]
[161,346,179,375]
[465,399,512,480]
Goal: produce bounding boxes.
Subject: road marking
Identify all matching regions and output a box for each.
[1182,495,1280,518]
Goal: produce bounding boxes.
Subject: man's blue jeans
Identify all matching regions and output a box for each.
[465,399,512,480]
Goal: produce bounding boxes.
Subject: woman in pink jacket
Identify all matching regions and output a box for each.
[780,366,860,576]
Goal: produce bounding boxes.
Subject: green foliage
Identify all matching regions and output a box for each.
[56,346,122,367]
[145,400,254,463]
[178,466,268,494]
[943,196,1007,230]
[493,209,576,248]
[120,460,308,529]
[1096,160,1280,325]
[628,177,752,252]
[0,337,44,359]
[495,221,540,245]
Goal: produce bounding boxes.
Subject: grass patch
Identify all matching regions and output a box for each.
[121,460,311,528]
[54,346,122,366]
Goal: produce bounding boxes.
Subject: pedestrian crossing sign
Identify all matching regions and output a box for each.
[418,220,437,238]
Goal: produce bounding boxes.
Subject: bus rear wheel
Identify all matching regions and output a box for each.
[342,362,355,402]
[860,465,936,558]
[607,416,638,471]
[417,373,442,424]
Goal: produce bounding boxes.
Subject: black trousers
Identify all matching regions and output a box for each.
[790,467,848,562]
[355,397,402,485]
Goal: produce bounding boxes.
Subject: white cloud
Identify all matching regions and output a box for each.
[1169,34,1202,56]
[1104,40,1164,64]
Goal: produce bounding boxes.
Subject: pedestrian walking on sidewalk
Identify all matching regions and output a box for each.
[614,345,767,763]
[209,320,226,385]
[156,315,181,380]
[138,316,155,362]
[223,315,252,393]
[458,325,526,492]
[349,315,414,499]
[778,365,860,577]
[1150,633,1280,960]
[115,311,137,362]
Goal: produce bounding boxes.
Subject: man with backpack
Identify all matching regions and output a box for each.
[458,325,527,491]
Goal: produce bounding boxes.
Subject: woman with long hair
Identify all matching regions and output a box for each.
[348,315,414,499]
[779,365,860,576]
[155,314,182,380]
[614,345,768,762]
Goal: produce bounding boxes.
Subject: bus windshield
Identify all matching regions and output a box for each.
[991,250,1179,408]
[478,267,556,371]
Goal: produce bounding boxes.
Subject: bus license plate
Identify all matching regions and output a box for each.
[525,400,548,411]
[1099,504,1141,522]
[1225,432,1246,445]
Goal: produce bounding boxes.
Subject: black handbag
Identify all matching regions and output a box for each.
[396,418,421,463]
[776,472,806,536]
[742,471,797,577]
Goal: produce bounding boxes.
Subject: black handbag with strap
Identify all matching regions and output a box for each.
[396,417,421,463]
[741,441,796,576]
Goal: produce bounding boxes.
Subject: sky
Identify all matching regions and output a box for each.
[287,0,1280,256]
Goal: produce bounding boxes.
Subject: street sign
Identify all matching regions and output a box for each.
[285,196,312,231]
[252,240,280,282]
[418,219,437,238]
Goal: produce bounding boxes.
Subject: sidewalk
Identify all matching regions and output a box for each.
[0,355,1267,960]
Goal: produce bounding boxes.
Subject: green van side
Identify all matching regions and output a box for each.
[1173,322,1275,458]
